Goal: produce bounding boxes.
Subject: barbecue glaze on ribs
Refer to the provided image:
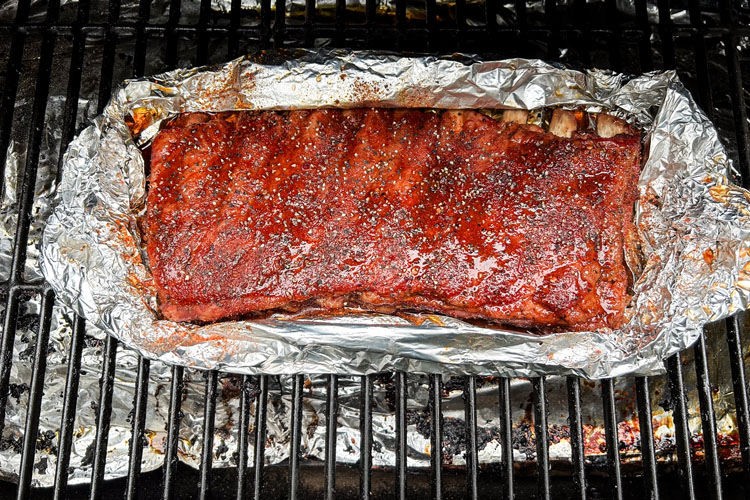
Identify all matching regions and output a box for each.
[146,109,641,330]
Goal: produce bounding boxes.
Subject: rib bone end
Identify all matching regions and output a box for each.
[596,114,632,138]
[549,109,578,138]
[502,109,529,124]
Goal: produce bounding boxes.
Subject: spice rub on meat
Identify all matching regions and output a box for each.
[146,108,641,330]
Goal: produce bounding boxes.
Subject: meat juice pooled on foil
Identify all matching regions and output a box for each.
[145,108,641,331]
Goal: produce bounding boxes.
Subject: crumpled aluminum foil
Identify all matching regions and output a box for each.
[38,49,750,379]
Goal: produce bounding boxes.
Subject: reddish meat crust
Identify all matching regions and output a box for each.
[146,109,641,330]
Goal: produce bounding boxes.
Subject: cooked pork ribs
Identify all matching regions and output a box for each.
[146,108,640,330]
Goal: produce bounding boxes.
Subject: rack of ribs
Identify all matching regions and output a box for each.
[146,108,641,331]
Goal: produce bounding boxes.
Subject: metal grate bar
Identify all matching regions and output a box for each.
[335,0,345,44]
[89,335,119,500]
[0,288,20,437]
[9,0,58,285]
[395,0,406,49]
[656,0,675,69]
[364,0,375,44]
[395,371,408,500]
[455,0,466,28]
[289,374,304,500]
[719,0,750,181]
[274,0,286,46]
[359,375,373,500]
[304,0,314,46]
[236,375,252,500]
[124,6,151,493]
[162,365,185,500]
[694,334,724,499]
[0,0,29,197]
[425,0,437,48]
[606,0,622,69]
[133,0,151,76]
[125,357,151,500]
[571,0,591,66]
[634,0,653,71]
[395,0,406,26]
[429,374,442,500]
[87,7,121,492]
[57,0,91,181]
[165,0,182,69]
[199,370,219,500]
[686,0,714,121]
[260,0,272,47]
[667,354,697,500]
[531,377,550,500]
[726,313,750,488]
[228,0,241,57]
[635,377,660,500]
[601,378,623,500]
[97,0,121,115]
[485,0,496,27]
[197,0,212,64]
[543,0,558,60]
[325,374,339,500]
[498,377,514,500]
[52,315,85,500]
[15,288,54,500]
[464,376,478,500]
[0,0,58,445]
[253,375,269,500]
[455,0,466,50]
[719,0,750,487]
[566,377,587,500]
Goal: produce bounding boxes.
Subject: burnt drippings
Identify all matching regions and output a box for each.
[15,293,39,334]
[80,439,96,468]
[0,434,22,454]
[7,383,29,404]
[512,422,537,460]
[220,375,243,400]
[33,457,48,475]
[214,439,229,461]
[35,430,57,455]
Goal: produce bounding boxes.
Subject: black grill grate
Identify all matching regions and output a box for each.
[0,0,749,498]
